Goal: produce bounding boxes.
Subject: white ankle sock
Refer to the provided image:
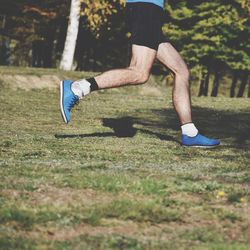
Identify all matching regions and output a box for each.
[181,123,198,137]
[72,79,91,98]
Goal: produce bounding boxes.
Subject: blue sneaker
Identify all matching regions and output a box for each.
[60,80,79,124]
[182,133,220,148]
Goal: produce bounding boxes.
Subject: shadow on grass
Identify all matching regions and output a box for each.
[152,106,250,148]
[55,107,250,148]
[55,132,115,139]
[55,116,179,144]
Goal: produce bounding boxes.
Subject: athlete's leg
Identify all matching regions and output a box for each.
[156,42,192,125]
[156,42,220,147]
[60,45,156,124]
[95,45,156,89]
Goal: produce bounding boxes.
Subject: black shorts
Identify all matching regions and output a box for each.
[125,2,169,50]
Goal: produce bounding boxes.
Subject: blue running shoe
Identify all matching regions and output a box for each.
[182,133,220,148]
[60,80,79,124]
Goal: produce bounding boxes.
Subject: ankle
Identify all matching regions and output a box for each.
[181,123,198,137]
[71,78,99,98]
[87,78,99,92]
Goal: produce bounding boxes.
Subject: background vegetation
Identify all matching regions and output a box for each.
[0,0,249,96]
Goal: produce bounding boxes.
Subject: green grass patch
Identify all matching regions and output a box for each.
[0,207,70,229]
[0,236,36,250]
[0,67,250,249]
[61,172,169,196]
[53,235,146,250]
[181,227,224,243]
[84,199,182,226]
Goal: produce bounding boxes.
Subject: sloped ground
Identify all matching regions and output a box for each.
[0,66,94,90]
[0,67,249,250]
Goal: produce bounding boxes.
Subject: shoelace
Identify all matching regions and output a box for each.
[68,95,79,111]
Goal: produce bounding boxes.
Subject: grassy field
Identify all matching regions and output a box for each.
[0,67,250,250]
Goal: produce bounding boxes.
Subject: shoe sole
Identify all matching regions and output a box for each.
[60,80,68,124]
[182,145,220,149]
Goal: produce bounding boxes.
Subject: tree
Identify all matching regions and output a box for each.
[237,72,249,97]
[230,71,239,97]
[0,0,67,67]
[248,78,250,98]
[211,69,221,97]
[81,0,125,37]
[59,0,81,70]
[59,0,125,70]
[198,67,210,97]
[163,0,250,97]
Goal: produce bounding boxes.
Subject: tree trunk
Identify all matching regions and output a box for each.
[204,69,210,96]
[211,72,220,97]
[248,78,250,98]
[237,72,248,97]
[59,0,81,71]
[230,71,238,97]
[198,70,206,97]
[44,24,56,68]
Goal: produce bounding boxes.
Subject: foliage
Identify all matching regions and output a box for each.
[81,0,125,37]
[0,0,249,96]
[164,0,250,71]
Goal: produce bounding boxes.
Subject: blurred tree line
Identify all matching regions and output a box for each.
[0,0,249,97]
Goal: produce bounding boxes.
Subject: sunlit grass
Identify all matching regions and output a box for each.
[0,68,249,249]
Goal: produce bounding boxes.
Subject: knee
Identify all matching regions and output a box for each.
[174,66,190,81]
[137,71,150,84]
[129,67,150,85]
[183,68,190,81]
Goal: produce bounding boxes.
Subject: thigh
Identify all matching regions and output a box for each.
[157,42,188,73]
[126,2,165,51]
[129,44,157,73]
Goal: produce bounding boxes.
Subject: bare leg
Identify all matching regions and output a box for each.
[95,45,156,89]
[157,43,192,125]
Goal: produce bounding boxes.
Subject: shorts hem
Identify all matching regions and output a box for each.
[131,42,158,51]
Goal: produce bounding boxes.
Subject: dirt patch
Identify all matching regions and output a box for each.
[45,221,139,240]
[20,219,172,242]
[170,192,202,204]
[0,73,164,96]
[0,186,151,208]
[1,74,60,90]
[1,186,112,207]
[139,86,162,97]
